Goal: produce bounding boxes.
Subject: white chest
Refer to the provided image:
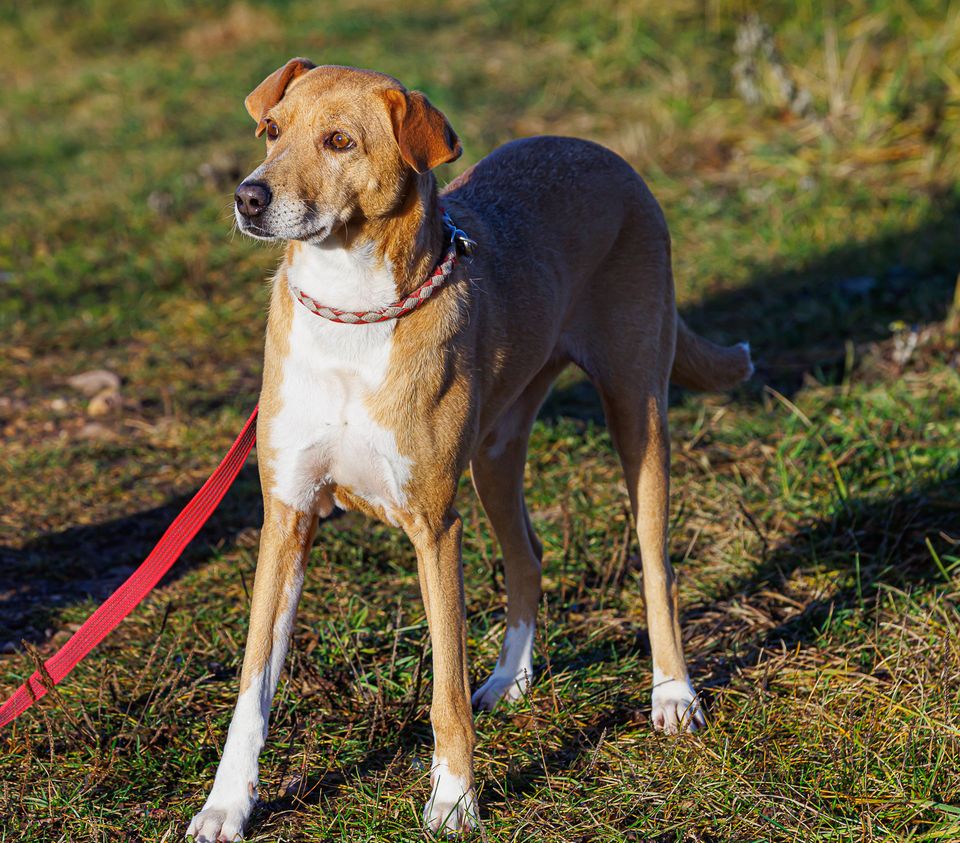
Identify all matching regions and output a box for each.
[265,244,412,520]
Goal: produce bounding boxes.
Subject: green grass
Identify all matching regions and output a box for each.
[2,1,960,840]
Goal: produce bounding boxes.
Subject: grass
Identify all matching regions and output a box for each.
[2,0,960,840]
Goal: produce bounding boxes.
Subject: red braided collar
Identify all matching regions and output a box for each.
[288,212,471,325]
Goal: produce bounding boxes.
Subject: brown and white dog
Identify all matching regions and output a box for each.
[186,59,752,841]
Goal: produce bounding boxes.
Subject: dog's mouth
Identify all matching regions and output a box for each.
[301,225,333,244]
[235,209,332,244]
[236,218,277,240]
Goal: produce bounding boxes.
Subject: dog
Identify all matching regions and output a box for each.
[186,59,752,841]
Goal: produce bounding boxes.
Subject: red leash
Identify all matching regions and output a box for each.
[0,406,259,729]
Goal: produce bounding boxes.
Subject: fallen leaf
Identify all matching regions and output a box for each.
[68,369,121,396]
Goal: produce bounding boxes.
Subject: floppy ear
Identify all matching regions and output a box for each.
[245,57,316,137]
[383,88,462,174]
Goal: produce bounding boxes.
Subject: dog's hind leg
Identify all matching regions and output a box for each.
[187,498,318,842]
[469,361,562,710]
[596,375,706,735]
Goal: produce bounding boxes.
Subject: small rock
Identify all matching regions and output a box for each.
[148,190,174,216]
[50,630,72,647]
[88,388,122,417]
[68,369,121,397]
[891,323,920,367]
[745,184,776,205]
[50,397,68,412]
[77,421,117,441]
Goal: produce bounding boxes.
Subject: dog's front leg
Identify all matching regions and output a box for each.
[187,499,317,842]
[407,511,479,835]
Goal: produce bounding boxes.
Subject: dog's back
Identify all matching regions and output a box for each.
[442,135,751,406]
[444,135,666,295]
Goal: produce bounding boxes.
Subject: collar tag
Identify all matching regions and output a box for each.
[442,209,477,256]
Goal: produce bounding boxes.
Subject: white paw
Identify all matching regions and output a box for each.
[651,677,706,734]
[186,796,254,842]
[471,668,531,711]
[423,759,479,835]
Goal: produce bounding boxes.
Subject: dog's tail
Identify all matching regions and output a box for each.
[671,316,753,392]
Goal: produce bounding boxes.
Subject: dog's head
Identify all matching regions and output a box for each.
[233,59,461,243]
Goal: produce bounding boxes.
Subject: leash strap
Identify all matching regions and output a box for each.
[0,406,259,729]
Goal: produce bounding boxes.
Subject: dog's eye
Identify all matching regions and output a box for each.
[326,131,355,151]
[265,120,280,141]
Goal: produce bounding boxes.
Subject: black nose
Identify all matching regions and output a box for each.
[235,181,271,217]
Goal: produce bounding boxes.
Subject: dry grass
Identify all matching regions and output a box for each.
[2,1,960,840]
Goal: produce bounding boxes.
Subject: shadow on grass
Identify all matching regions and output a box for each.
[682,198,958,396]
[0,465,263,647]
[482,464,960,819]
[543,190,960,422]
[704,463,960,662]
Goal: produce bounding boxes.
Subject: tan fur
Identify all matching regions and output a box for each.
[237,502,317,694]
[244,57,316,136]
[196,61,752,837]
[384,88,462,173]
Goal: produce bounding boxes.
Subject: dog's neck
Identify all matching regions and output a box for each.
[285,173,445,311]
